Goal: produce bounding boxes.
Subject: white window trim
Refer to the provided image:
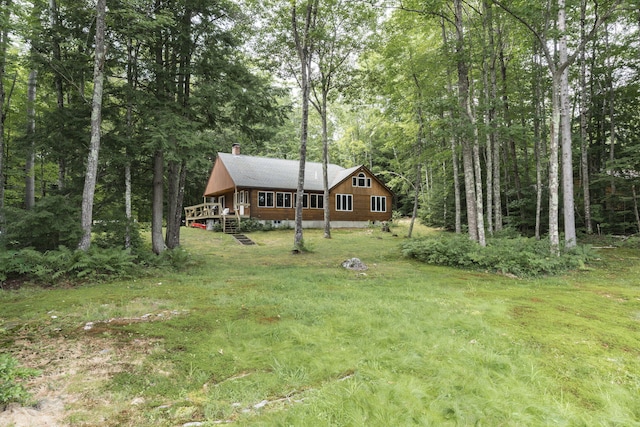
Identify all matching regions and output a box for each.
[371,195,387,212]
[310,194,324,209]
[336,194,353,211]
[258,191,274,208]
[352,172,372,188]
[276,192,293,208]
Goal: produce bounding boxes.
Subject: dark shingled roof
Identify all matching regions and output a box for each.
[218,152,360,191]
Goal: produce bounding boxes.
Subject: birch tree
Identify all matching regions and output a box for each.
[292,0,318,251]
[493,0,623,253]
[78,0,106,251]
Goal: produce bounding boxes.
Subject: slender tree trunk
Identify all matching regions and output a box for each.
[292,0,318,251]
[533,46,544,240]
[606,25,616,199]
[125,162,132,248]
[0,0,11,229]
[321,92,331,239]
[25,70,37,209]
[559,0,576,248]
[549,75,561,256]
[472,124,486,247]
[151,150,165,254]
[633,185,640,234]
[49,0,66,190]
[454,0,479,243]
[78,0,106,251]
[579,0,592,234]
[408,162,421,239]
[442,18,462,234]
[482,0,495,235]
[451,137,462,234]
[125,38,135,249]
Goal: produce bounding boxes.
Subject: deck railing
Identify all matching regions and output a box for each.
[184,202,222,226]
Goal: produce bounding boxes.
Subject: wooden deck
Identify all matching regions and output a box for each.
[184,202,222,226]
[184,202,250,233]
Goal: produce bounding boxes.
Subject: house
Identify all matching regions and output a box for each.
[184,144,393,229]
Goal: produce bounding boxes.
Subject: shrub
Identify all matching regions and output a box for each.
[0,247,140,284]
[93,217,143,250]
[1,196,82,251]
[0,354,39,408]
[402,234,594,277]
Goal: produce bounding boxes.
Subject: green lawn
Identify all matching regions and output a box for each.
[1,223,639,426]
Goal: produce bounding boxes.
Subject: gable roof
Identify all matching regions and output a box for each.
[215,152,359,192]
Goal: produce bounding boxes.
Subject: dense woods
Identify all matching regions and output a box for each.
[1,0,639,255]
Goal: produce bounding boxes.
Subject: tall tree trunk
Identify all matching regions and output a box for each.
[151,150,165,255]
[125,162,132,248]
[292,0,318,252]
[451,137,462,234]
[0,0,11,230]
[633,185,640,234]
[558,0,577,248]
[579,0,592,234]
[533,46,545,240]
[25,70,37,210]
[165,159,186,249]
[320,91,331,239]
[482,1,492,235]
[78,0,106,251]
[50,0,66,190]
[606,25,616,201]
[125,37,135,249]
[549,75,561,256]
[454,0,479,243]
[442,18,462,234]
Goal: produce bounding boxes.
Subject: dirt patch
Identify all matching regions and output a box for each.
[0,315,171,427]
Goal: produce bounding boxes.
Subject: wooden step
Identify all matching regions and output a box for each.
[232,234,256,245]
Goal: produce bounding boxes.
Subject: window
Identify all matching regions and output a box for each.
[294,193,309,208]
[371,196,387,212]
[352,172,371,188]
[336,194,353,211]
[276,192,292,208]
[258,191,274,208]
[310,194,324,209]
[236,190,248,204]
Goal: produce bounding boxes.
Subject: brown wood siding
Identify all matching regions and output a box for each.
[329,170,393,222]
[249,189,325,221]
[203,158,235,197]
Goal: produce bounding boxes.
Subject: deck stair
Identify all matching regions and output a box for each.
[223,217,238,234]
[232,234,256,246]
[223,217,255,245]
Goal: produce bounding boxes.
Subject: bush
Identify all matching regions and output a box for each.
[401,234,594,277]
[1,196,82,251]
[0,354,39,408]
[0,247,139,284]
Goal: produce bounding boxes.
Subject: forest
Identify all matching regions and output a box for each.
[1,0,639,257]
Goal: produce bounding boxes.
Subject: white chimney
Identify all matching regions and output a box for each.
[232,143,240,155]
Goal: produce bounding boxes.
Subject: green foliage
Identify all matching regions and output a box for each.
[93,217,143,251]
[0,354,39,407]
[0,247,140,284]
[1,196,82,251]
[401,233,595,277]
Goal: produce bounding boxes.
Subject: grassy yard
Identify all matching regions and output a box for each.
[1,223,639,426]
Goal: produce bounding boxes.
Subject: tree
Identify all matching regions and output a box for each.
[24,69,36,210]
[309,0,375,239]
[0,0,11,230]
[78,0,106,251]
[493,0,623,253]
[291,0,318,251]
